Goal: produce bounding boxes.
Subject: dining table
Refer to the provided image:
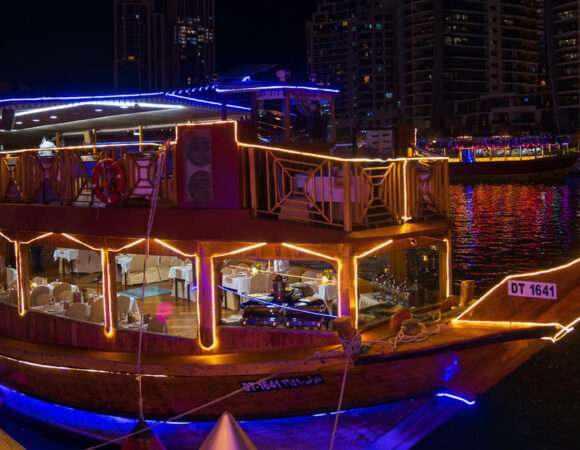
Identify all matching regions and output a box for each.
[168,264,195,301]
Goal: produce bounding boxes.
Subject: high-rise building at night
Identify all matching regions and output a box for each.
[454,0,547,136]
[114,0,215,91]
[309,0,574,136]
[545,0,580,133]
[307,0,399,135]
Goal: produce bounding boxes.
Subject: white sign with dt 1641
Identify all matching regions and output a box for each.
[508,280,558,300]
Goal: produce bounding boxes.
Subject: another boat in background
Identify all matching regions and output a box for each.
[418,135,580,182]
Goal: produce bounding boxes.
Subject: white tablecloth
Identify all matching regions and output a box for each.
[53,249,79,262]
[359,292,382,310]
[223,275,252,295]
[318,283,338,301]
[169,265,195,300]
[168,265,194,283]
[273,260,290,273]
[117,255,134,274]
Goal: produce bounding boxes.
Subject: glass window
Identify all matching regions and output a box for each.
[116,253,196,338]
[357,246,441,329]
[217,258,337,331]
[28,245,104,323]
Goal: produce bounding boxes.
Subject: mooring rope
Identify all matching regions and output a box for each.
[328,336,356,450]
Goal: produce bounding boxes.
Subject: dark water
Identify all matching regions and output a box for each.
[450,179,579,294]
[0,178,579,449]
[419,176,580,450]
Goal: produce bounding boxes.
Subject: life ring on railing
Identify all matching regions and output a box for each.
[92,159,126,205]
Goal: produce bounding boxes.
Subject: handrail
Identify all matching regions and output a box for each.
[246,144,449,231]
[0,142,175,207]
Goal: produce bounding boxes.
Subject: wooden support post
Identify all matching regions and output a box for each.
[101,250,118,337]
[338,245,357,327]
[92,129,98,155]
[15,242,30,317]
[197,244,216,350]
[439,241,449,302]
[459,281,475,308]
[138,126,144,145]
[342,162,352,232]
[55,132,62,147]
[248,148,258,217]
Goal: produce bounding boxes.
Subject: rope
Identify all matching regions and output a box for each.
[390,321,441,350]
[135,149,167,421]
[86,346,347,450]
[329,335,357,450]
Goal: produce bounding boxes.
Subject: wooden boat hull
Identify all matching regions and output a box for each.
[449,154,578,182]
[0,327,551,421]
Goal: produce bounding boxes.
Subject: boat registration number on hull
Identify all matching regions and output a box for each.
[241,375,324,393]
[508,280,557,300]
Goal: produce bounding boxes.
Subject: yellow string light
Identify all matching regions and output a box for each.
[21,233,54,245]
[3,142,160,155]
[153,239,197,258]
[109,239,146,253]
[454,257,580,323]
[175,120,449,164]
[280,243,345,316]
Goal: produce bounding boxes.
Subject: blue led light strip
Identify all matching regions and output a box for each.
[164,93,251,111]
[0,92,164,105]
[435,392,476,406]
[217,285,337,320]
[215,85,340,94]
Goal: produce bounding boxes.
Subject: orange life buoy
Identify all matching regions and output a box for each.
[92,159,126,205]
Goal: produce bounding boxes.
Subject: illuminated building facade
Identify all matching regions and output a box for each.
[545,0,580,132]
[114,0,215,91]
[307,0,399,134]
[309,0,571,136]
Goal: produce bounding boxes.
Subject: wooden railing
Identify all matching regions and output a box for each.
[247,147,449,231]
[0,143,176,207]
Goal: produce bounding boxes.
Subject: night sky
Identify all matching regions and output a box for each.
[0,0,316,95]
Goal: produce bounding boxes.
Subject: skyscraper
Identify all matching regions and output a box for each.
[307,0,399,135]
[400,0,489,134]
[309,0,558,137]
[114,0,215,91]
[545,0,580,133]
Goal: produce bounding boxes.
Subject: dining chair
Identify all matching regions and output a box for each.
[31,276,48,286]
[7,289,18,306]
[53,283,74,303]
[117,295,133,319]
[89,298,105,323]
[30,285,51,307]
[6,268,17,290]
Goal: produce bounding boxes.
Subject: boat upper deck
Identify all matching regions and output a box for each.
[0,82,449,239]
